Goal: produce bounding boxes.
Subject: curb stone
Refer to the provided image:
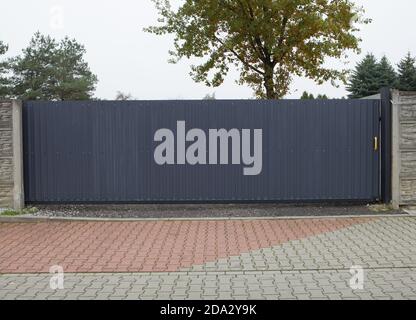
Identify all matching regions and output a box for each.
[0,212,410,223]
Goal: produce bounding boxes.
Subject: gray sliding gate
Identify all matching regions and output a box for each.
[23,99,381,203]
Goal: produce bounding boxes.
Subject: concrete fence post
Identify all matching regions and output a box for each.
[12,100,24,210]
[0,100,24,210]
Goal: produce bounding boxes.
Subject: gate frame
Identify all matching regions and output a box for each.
[380,87,392,204]
[22,99,385,204]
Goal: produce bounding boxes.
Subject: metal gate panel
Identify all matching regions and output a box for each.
[23,100,380,203]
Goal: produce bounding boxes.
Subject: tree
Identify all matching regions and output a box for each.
[377,55,397,89]
[0,41,11,98]
[316,94,328,99]
[396,53,416,91]
[300,91,328,99]
[203,92,216,100]
[300,91,314,99]
[146,0,368,99]
[115,91,133,100]
[346,53,380,98]
[10,32,98,100]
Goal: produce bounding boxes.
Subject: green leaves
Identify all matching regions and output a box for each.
[146,0,366,99]
[9,32,98,101]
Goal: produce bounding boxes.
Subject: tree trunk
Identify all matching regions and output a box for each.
[263,63,276,99]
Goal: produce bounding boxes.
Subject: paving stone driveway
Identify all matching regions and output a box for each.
[1,216,416,300]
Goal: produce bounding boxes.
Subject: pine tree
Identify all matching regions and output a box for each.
[0,41,11,98]
[377,56,397,89]
[347,53,381,98]
[397,53,416,91]
[300,91,310,99]
[10,32,98,100]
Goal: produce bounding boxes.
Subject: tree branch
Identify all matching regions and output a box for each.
[213,35,264,75]
[233,0,269,62]
[272,13,290,65]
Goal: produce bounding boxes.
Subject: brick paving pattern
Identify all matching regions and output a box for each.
[1,216,416,300]
[0,218,370,273]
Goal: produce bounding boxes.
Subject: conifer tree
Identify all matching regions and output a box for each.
[346,53,380,98]
[10,32,97,100]
[397,52,416,91]
[0,41,11,98]
[377,55,397,89]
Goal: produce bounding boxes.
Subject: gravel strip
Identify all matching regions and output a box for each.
[27,203,403,219]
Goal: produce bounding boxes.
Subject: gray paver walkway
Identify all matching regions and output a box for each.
[1,268,416,300]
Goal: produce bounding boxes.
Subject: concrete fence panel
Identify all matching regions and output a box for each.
[392,90,416,207]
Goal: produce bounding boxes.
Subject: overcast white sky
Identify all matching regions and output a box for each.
[1,0,415,99]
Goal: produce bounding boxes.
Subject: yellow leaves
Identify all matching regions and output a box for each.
[146,0,367,99]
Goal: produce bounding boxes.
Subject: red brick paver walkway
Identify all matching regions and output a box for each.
[0,218,371,273]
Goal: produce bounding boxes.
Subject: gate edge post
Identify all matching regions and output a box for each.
[12,100,24,210]
[380,87,392,204]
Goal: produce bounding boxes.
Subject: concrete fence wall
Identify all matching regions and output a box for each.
[0,100,24,210]
[392,90,416,208]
